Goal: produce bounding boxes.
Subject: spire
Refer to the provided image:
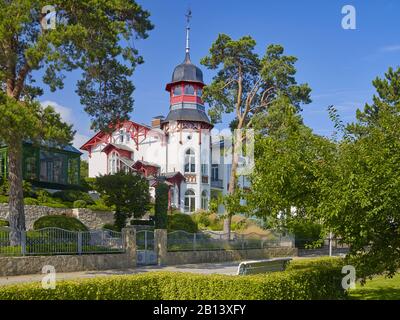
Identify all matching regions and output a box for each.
[185,9,192,58]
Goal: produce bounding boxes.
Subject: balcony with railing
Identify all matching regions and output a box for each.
[211,179,223,189]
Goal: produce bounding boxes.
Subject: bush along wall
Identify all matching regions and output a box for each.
[154,183,168,229]
[0,258,347,300]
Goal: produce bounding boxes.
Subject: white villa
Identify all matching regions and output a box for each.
[80,23,252,214]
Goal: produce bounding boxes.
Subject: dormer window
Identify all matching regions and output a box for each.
[184,84,195,95]
[173,85,182,96]
[119,130,124,143]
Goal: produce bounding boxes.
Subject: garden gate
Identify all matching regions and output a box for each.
[136,230,157,265]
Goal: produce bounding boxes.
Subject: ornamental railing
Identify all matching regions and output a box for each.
[0,227,124,256]
[211,179,223,189]
[167,230,294,252]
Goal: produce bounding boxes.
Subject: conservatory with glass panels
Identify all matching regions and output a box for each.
[0,142,81,189]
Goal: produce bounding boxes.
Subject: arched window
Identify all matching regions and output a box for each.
[201,190,208,210]
[196,88,202,97]
[185,189,196,213]
[173,85,182,96]
[184,85,195,95]
[184,149,195,173]
[109,151,119,174]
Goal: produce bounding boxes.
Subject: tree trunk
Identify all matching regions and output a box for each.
[7,138,25,245]
[223,129,241,240]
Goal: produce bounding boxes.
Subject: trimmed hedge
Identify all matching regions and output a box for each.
[0,258,347,300]
[33,215,88,231]
[52,190,94,205]
[130,219,154,226]
[0,219,9,227]
[73,200,87,208]
[168,213,198,233]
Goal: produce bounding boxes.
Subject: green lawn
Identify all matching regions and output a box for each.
[349,273,400,300]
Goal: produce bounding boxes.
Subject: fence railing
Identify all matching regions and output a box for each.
[0,227,125,256]
[295,237,350,257]
[167,230,294,252]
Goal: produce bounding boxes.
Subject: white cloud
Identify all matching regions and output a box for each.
[40,100,90,157]
[380,45,400,53]
[73,133,90,159]
[41,100,73,124]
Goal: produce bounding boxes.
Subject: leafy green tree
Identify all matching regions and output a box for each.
[80,160,89,179]
[95,172,150,231]
[154,182,168,229]
[201,35,311,236]
[247,97,335,230]
[318,67,400,279]
[0,1,153,238]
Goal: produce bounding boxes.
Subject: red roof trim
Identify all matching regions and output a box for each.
[79,120,151,152]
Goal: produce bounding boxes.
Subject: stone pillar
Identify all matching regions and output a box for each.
[154,229,167,266]
[122,226,137,268]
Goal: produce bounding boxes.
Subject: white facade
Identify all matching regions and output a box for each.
[81,120,228,214]
[80,34,241,214]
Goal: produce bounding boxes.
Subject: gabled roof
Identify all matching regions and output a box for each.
[102,143,134,154]
[133,159,160,168]
[119,157,135,168]
[80,120,151,152]
[2,140,82,155]
[161,172,185,179]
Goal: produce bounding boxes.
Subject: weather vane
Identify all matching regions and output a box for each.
[185,8,192,54]
[185,8,192,26]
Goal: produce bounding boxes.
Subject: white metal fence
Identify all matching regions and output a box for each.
[0,227,125,256]
[167,230,294,252]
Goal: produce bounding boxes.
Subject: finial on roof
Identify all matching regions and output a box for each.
[185,8,192,56]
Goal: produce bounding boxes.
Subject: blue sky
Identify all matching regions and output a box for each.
[37,0,400,150]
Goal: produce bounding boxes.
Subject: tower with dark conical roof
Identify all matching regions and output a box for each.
[161,10,212,213]
[163,10,211,128]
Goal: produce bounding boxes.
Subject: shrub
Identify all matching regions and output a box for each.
[24,197,39,205]
[80,177,96,192]
[0,258,347,300]
[287,219,324,249]
[130,219,154,226]
[0,178,9,195]
[102,223,120,231]
[0,219,9,227]
[167,213,198,233]
[191,211,223,231]
[22,181,36,198]
[33,215,88,231]
[36,189,51,203]
[41,202,71,209]
[73,200,87,208]
[87,199,113,212]
[52,190,94,205]
[154,183,168,229]
[0,195,8,203]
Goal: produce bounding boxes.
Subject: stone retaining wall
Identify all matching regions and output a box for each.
[0,204,114,230]
[0,253,132,277]
[0,228,136,277]
[166,247,298,265]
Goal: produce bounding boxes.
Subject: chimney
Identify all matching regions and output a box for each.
[151,116,164,128]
